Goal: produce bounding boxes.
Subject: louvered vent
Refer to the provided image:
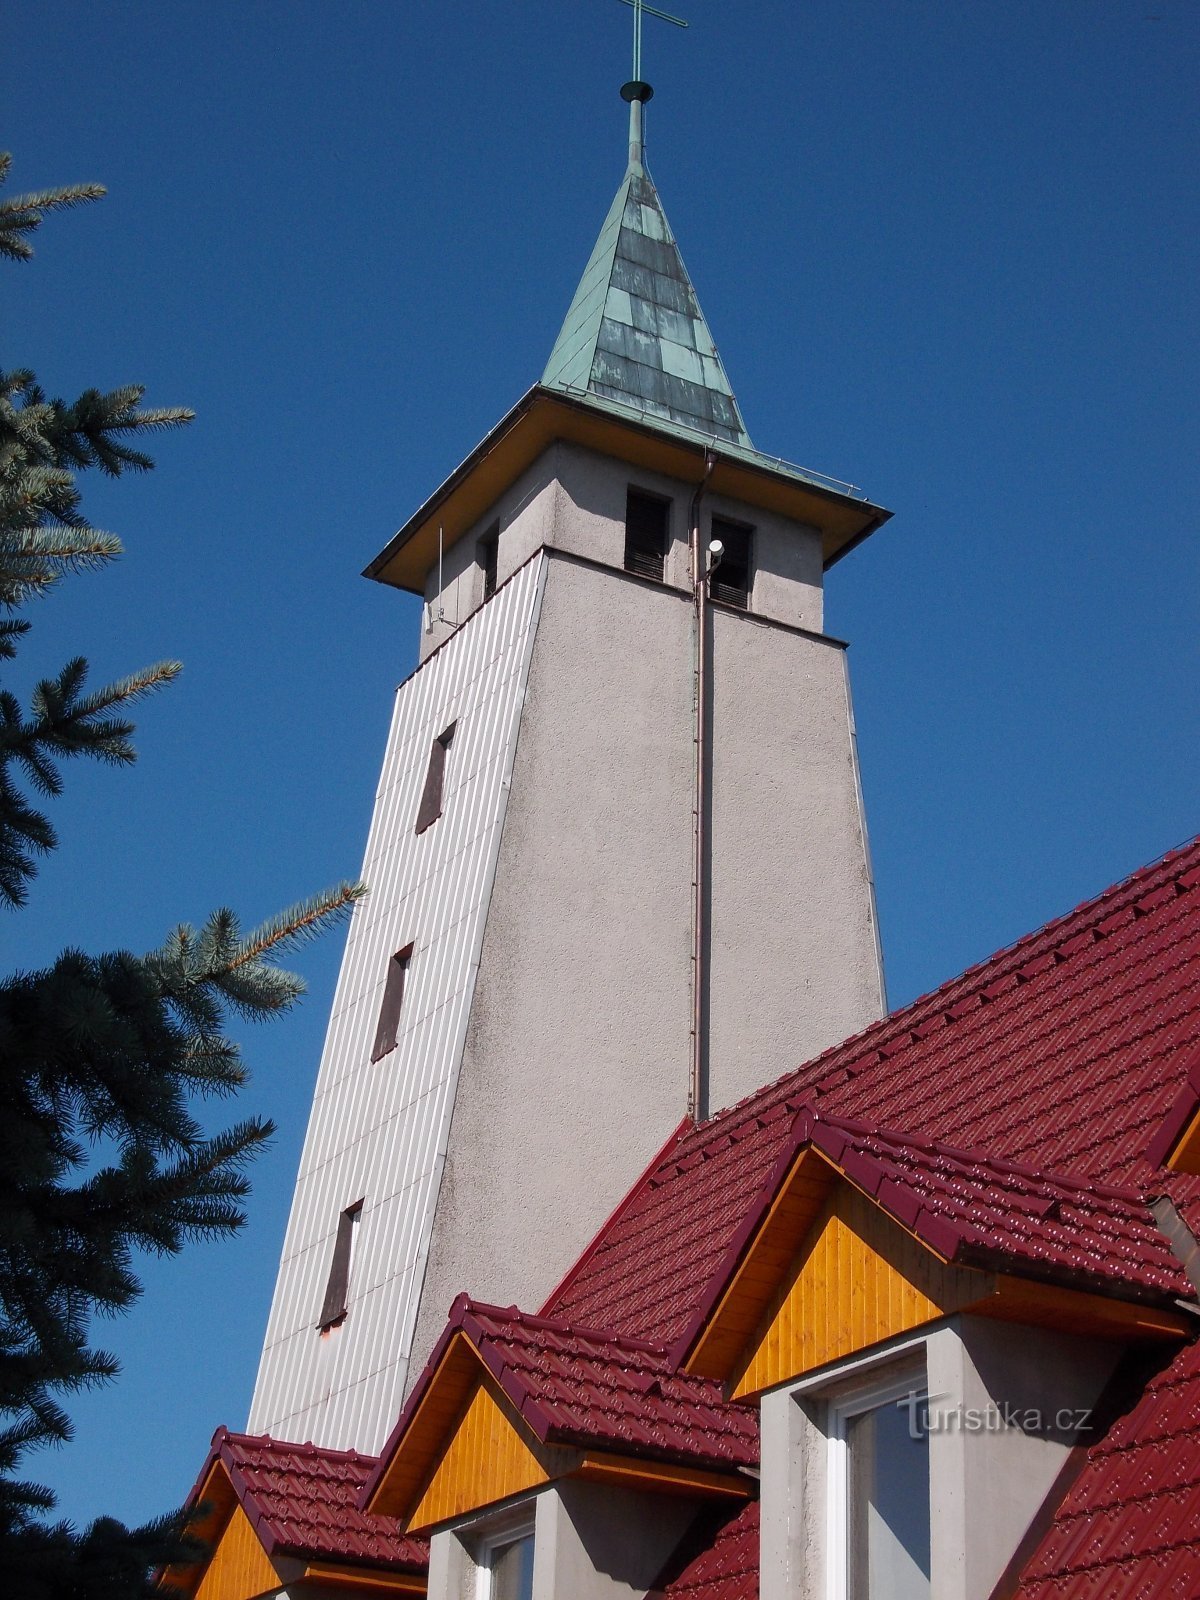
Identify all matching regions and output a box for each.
[479,523,499,600]
[414,722,456,834]
[317,1199,363,1330]
[624,489,670,581]
[710,518,752,610]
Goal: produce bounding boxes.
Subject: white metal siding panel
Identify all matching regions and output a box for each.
[247,556,547,1450]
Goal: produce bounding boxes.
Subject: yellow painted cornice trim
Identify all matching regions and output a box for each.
[575,1451,752,1500]
[977,1275,1195,1342]
[300,1562,425,1594]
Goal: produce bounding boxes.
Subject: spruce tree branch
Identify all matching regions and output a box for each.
[224,882,366,972]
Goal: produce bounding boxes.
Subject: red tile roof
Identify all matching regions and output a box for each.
[651,1499,760,1599]
[545,838,1200,1345]
[359,838,1200,1597]
[797,1110,1189,1300]
[1013,1340,1200,1599]
[1145,1046,1200,1170]
[529,838,1200,1595]
[190,1428,426,1573]
[367,1297,757,1504]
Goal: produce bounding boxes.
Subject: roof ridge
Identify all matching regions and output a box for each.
[462,1296,673,1358]
[814,1112,1152,1207]
[220,1428,380,1470]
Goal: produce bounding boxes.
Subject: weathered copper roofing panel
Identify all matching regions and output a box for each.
[543,165,752,447]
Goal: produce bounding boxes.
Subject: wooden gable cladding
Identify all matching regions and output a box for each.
[683,1146,1195,1403]
[728,1178,989,1398]
[191,1500,281,1600]
[408,1376,565,1533]
[1166,1101,1200,1175]
[974,1275,1194,1343]
[686,1148,837,1380]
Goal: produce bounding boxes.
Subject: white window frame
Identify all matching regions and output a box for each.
[823,1362,929,1600]
[472,1516,536,1600]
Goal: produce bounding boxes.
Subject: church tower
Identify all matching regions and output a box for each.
[248,71,890,1456]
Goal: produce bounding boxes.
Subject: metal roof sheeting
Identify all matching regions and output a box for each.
[248,556,548,1452]
[543,165,751,447]
[789,1109,1191,1303]
[443,1300,757,1471]
[652,1500,760,1600]
[1013,1341,1200,1599]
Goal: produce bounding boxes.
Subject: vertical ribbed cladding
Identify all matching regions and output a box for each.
[248,555,548,1452]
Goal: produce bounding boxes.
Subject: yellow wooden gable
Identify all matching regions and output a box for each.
[684,1146,1192,1401]
[1166,1100,1200,1175]
[163,1457,426,1600]
[408,1378,555,1532]
[366,1327,752,1537]
[192,1500,280,1600]
[727,1180,988,1398]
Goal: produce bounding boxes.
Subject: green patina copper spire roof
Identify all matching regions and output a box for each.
[542,85,752,449]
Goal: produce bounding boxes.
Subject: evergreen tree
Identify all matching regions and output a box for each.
[0,154,363,1595]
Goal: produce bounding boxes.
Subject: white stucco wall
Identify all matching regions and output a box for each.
[255,438,883,1454]
[409,554,697,1364]
[759,1317,1121,1600]
[426,1483,705,1600]
[706,607,884,1110]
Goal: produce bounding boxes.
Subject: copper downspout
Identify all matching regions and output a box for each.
[689,451,717,1123]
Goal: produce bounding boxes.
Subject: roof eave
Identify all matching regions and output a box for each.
[364,386,891,595]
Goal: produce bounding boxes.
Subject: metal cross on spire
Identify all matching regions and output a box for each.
[615,0,688,170]
[617,0,688,82]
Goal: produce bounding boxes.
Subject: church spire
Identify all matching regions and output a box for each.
[541,8,751,449]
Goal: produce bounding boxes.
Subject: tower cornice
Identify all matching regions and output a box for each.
[364,384,890,595]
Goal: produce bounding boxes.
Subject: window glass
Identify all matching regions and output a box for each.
[846,1393,930,1600]
[489,1532,534,1600]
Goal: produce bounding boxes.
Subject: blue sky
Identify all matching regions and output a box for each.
[7,0,1198,1532]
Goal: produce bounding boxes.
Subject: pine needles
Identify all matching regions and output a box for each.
[0,153,367,1595]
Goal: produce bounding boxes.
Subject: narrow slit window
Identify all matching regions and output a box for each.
[316,1199,363,1330]
[371,944,413,1062]
[709,517,753,610]
[624,489,670,581]
[479,522,500,601]
[415,721,456,834]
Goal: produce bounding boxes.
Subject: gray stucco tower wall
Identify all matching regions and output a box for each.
[408,469,885,1379]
